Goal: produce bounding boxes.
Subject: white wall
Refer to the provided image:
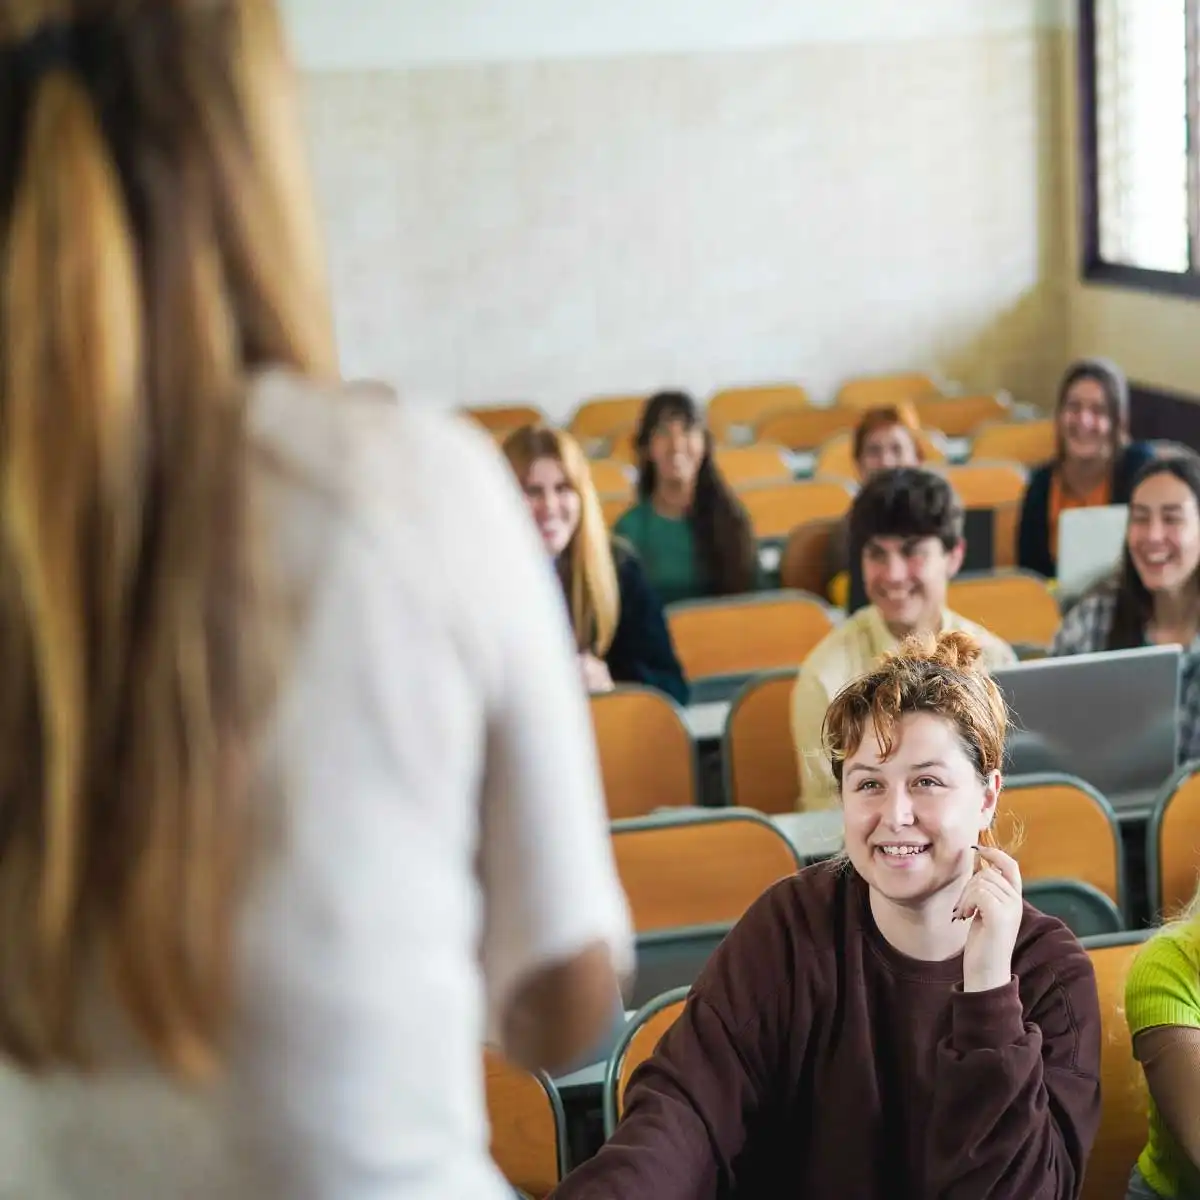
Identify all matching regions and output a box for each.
[295,2,1071,417]
[284,0,1069,70]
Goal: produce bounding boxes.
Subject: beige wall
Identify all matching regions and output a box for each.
[1059,28,1200,395]
[302,27,1069,419]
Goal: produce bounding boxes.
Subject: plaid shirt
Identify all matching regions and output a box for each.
[1053,589,1200,763]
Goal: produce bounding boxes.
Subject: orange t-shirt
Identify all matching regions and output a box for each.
[1048,469,1111,558]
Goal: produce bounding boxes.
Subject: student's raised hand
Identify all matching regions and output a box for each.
[579,652,615,694]
[955,845,1023,994]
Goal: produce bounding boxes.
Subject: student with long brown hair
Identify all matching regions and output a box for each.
[503,425,688,703]
[552,632,1102,1198]
[0,4,630,1197]
[614,391,758,604]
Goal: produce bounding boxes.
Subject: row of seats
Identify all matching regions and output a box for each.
[486,930,1151,1200]
[593,684,1200,920]
[468,373,1018,446]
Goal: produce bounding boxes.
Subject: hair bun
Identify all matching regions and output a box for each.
[890,629,985,674]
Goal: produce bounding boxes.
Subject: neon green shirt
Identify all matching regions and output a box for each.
[1125,922,1200,1198]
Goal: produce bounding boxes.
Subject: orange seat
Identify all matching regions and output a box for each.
[913,393,1010,437]
[611,808,801,933]
[755,406,859,451]
[465,403,546,432]
[992,500,1019,568]
[1080,932,1153,1200]
[738,479,854,539]
[1147,761,1200,918]
[947,569,1061,648]
[484,1049,566,1199]
[588,458,635,497]
[971,419,1056,466]
[601,495,633,527]
[835,372,942,410]
[707,384,809,441]
[713,443,793,488]
[569,395,646,442]
[604,987,689,1134]
[605,425,640,466]
[998,774,1124,907]
[779,516,840,597]
[814,429,947,482]
[723,669,801,813]
[667,591,836,680]
[941,461,1027,509]
[590,686,697,818]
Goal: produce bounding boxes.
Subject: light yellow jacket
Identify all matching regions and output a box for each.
[790,605,1017,810]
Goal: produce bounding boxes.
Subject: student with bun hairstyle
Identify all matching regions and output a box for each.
[614,391,758,605]
[1018,358,1154,578]
[551,632,1103,1200]
[503,425,688,704]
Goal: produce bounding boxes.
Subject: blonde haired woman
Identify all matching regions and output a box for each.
[0,5,631,1198]
[1124,888,1200,1197]
[503,425,688,703]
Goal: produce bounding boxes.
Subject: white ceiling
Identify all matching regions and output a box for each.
[281,0,1072,72]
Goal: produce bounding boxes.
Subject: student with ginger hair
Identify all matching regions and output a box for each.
[551,631,1102,1200]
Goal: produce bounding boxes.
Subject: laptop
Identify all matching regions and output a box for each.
[848,507,995,614]
[1056,504,1127,600]
[991,644,1180,814]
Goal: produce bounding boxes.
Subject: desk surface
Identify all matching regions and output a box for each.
[773,809,844,859]
[683,700,731,742]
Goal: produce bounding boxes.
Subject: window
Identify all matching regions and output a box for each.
[1080,0,1200,295]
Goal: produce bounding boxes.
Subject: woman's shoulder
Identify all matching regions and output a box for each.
[1125,922,1200,1031]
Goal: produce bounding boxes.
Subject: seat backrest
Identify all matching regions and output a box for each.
[1148,761,1200,919]
[913,393,1010,437]
[723,669,801,813]
[484,1049,567,1199]
[1080,932,1153,1200]
[755,405,860,450]
[707,384,809,441]
[942,461,1027,508]
[779,517,839,596]
[590,687,698,818]
[611,807,801,932]
[606,425,639,466]
[713,443,793,488]
[1024,878,1124,938]
[999,774,1124,907]
[466,403,546,432]
[667,591,836,679]
[835,372,942,410]
[992,500,1019,568]
[604,987,690,1134]
[569,395,647,441]
[738,479,855,539]
[947,569,1061,647]
[601,495,633,528]
[588,458,635,497]
[971,418,1056,466]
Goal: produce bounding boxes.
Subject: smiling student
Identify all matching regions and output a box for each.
[503,425,688,704]
[549,632,1103,1200]
[614,391,758,605]
[1018,358,1154,578]
[1052,455,1200,762]
[792,467,1016,809]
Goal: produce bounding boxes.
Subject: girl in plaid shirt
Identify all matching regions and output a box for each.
[1053,456,1200,762]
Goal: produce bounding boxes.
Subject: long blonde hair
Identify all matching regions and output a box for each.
[0,1,334,1078]
[502,425,620,655]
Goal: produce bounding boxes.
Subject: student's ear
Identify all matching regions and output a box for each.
[945,538,966,578]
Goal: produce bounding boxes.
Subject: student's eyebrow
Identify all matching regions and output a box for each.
[845,763,881,777]
[911,760,949,770]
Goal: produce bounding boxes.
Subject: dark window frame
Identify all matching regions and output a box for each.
[1078,0,1200,299]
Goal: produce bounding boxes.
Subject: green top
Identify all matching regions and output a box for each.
[1125,922,1200,1198]
[613,501,708,606]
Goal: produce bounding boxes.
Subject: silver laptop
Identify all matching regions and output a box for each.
[991,644,1180,815]
[1056,504,1127,599]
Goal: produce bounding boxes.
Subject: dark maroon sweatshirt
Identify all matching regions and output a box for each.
[553,863,1102,1199]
